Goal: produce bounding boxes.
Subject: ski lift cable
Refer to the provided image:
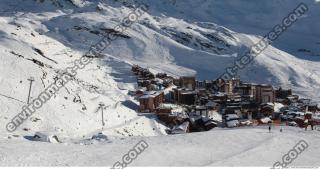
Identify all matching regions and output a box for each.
[0,93,26,104]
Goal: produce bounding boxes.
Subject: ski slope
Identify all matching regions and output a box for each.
[1,126,319,167]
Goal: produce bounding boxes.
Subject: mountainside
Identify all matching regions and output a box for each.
[0,0,319,141]
[144,0,320,60]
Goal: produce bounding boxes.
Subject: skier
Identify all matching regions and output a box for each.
[268,125,271,133]
[304,120,308,131]
[268,121,272,133]
[311,120,314,130]
[280,127,283,132]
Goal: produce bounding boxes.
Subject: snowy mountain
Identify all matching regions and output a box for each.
[0,0,320,166]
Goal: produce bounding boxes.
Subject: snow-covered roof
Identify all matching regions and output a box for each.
[208,111,222,122]
[226,114,240,121]
[313,113,320,120]
[260,117,272,124]
[163,85,177,94]
[159,103,185,112]
[205,101,218,107]
[305,111,313,115]
[171,121,189,134]
[195,105,207,110]
[287,111,305,116]
[140,91,163,99]
[213,92,226,97]
[136,87,147,92]
[274,103,284,112]
[266,102,274,106]
[180,90,196,95]
[227,120,239,128]
[154,78,164,84]
[169,111,188,119]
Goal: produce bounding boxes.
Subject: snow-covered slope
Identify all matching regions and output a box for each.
[38,0,320,90]
[0,0,319,147]
[144,0,320,60]
[0,0,169,138]
[1,126,320,166]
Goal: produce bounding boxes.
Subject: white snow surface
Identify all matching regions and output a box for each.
[0,0,320,166]
[1,126,320,166]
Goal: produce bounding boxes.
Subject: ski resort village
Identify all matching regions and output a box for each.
[132,65,320,134]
